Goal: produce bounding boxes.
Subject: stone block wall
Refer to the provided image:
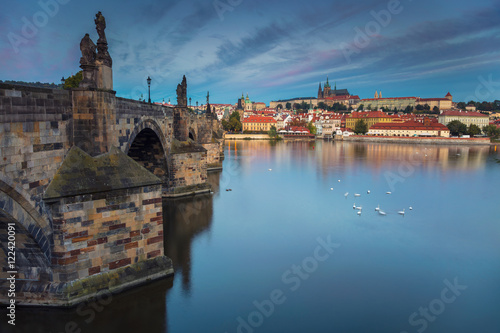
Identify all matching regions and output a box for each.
[202,143,222,169]
[168,151,209,194]
[47,184,164,283]
[0,84,72,211]
[173,107,189,141]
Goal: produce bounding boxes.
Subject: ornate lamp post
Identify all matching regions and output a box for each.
[147,76,152,104]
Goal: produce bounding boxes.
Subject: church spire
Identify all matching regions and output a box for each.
[325,75,330,88]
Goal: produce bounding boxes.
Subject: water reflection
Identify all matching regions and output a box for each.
[163,172,218,294]
[225,140,496,174]
[0,278,173,333]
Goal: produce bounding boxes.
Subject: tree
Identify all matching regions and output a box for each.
[229,117,242,132]
[415,104,424,111]
[467,124,481,137]
[457,102,466,110]
[288,118,307,128]
[354,119,368,134]
[307,121,317,135]
[268,125,278,138]
[276,104,283,110]
[222,111,242,132]
[447,120,467,136]
[483,124,500,138]
[318,102,328,110]
[366,104,372,111]
[423,104,431,111]
[357,104,364,111]
[63,71,83,89]
[285,102,292,110]
[433,106,440,114]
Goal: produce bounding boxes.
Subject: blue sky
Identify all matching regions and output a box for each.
[1,0,500,104]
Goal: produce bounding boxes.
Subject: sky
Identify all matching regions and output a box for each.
[1,0,500,105]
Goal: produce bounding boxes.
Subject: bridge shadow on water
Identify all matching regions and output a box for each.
[0,171,221,333]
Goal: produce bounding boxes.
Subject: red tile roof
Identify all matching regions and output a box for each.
[417,98,450,102]
[361,97,417,101]
[439,110,488,117]
[242,116,277,123]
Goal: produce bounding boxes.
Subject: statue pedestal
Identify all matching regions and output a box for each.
[79,64,98,89]
[96,60,113,90]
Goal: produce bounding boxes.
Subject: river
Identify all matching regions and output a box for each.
[3,140,500,333]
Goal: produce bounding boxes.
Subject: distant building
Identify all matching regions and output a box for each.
[242,115,277,132]
[438,110,489,128]
[318,76,349,99]
[269,97,318,110]
[369,120,450,137]
[361,92,453,111]
[361,96,417,111]
[415,92,453,110]
[346,110,396,130]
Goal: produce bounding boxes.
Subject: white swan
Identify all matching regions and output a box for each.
[409,206,413,210]
[357,211,362,215]
[354,193,361,197]
[398,209,405,215]
[344,192,349,198]
[386,191,392,194]
[378,210,386,216]
[367,190,371,194]
[375,205,380,211]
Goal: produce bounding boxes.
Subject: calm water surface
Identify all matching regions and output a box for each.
[3,141,500,333]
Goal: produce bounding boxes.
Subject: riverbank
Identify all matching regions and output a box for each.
[338,135,491,145]
[224,133,314,141]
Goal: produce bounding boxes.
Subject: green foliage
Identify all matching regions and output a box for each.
[222,111,242,132]
[467,124,481,137]
[268,125,279,139]
[354,119,368,135]
[0,80,62,89]
[285,102,292,109]
[63,71,83,89]
[423,104,430,111]
[457,102,466,110]
[447,120,467,136]
[433,106,440,113]
[229,117,242,132]
[482,124,500,138]
[317,102,328,110]
[357,104,364,111]
[307,122,317,135]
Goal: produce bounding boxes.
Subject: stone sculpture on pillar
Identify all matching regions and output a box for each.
[95,11,112,67]
[176,75,188,107]
[79,34,97,89]
[94,11,113,90]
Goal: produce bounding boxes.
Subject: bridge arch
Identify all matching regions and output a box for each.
[0,176,52,263]
[188,127,196,141]
[125,119,170,184]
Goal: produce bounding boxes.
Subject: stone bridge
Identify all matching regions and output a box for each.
[0,12,223,307]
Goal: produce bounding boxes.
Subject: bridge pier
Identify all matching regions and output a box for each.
[0,11,225,306]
